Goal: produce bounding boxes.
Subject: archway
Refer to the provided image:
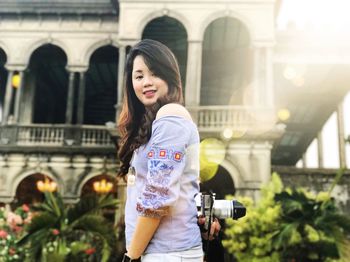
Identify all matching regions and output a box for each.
[14,173,56,207]
[29,44,68,124]
[81,174,117,223]
[200,165,235,199]
[200,17,251,105]
[84,45,118,125]
[142,16,188,90]
[80,173,117,197]
[0,48,7,123]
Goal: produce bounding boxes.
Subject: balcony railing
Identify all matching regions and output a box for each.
[0,106,279,150]
[189,105,277,135]
[0,124,115,149]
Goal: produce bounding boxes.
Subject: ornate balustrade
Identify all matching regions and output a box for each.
[0,124,115,151]
[188,105,278,136]
[0,106,279,151]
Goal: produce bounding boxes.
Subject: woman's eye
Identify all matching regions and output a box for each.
[135,75,143,80]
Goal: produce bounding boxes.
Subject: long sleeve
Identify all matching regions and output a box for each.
[136,116,191,218]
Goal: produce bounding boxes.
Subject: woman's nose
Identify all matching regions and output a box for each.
[143,75,153,86]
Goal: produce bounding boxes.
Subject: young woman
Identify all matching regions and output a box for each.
[118,39,203,261]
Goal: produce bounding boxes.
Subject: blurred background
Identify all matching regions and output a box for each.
[0,0,350,261]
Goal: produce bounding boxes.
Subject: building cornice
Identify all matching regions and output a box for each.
[0,0,118,16]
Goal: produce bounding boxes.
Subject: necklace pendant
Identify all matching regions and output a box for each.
[127,167,136,186]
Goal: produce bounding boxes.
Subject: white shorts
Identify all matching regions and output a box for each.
[142,246,203,262]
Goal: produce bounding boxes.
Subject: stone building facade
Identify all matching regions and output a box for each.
[1,0,349,210]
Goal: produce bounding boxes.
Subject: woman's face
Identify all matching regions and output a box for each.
[132,55,169,107]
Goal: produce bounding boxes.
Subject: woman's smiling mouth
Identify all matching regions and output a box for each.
[143,90,156,98]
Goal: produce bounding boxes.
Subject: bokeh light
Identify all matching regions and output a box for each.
[278,109,291,121]
[12,74,20,88]
[222,128,233,140]
[200,138,226,182]
[283,65,297,80]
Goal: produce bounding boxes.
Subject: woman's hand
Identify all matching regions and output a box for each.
[198,216,221,241]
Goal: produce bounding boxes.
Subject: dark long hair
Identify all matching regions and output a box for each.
[117,39,184,177]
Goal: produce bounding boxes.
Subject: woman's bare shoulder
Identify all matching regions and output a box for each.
[156,103,192,121]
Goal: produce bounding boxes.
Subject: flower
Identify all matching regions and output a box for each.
[0,206,29,261]
[6,212,23,228]
[9,247,16,256]
[21,204,30,213]
[0,230,8,239]
[52,229,60,236]
[85,247,96,255]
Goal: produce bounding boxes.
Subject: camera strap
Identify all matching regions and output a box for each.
[204,193,215,262]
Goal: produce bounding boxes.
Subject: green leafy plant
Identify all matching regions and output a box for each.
[17,192,118,262]
[272,189,350,261]
[223,173,283,262]
[223,172,350,262]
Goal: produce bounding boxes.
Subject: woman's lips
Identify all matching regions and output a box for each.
[144,90,156,98]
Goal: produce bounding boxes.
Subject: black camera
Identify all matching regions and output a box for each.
[195,192,246,230]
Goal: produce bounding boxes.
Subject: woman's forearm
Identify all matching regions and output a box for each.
[127,216,161,259]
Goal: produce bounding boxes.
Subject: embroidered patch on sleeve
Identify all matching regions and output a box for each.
[147,148,185,163]
[159,149,167,158]
[147,150,154,158]
[173,152,183,162]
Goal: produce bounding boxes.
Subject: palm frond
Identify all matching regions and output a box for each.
[72,214,115,243]
[25,211,58,234]
[272,222,298,249]
[44,192,64,218]
[328,168,345,195]
[72,214,116,262]
[17,228,52,260]
[67,194,118,224]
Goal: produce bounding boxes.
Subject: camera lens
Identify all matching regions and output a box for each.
[213,200,246,219]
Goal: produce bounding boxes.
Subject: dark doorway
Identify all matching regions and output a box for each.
[29,44,68,124]
[142,16,188,91]
[84,45,118,125]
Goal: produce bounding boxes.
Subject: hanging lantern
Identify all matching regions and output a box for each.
[37,177,57,193]
[93,179,113,194]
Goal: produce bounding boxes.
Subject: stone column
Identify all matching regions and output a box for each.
[116,45,126,121]
[185,40,202,106]
[2,70,14,125]
[302,153,307,168]
[65,71,76,124]
[265,47,274,107]
[76,71,87,125]
[13,71,25,123]
[337,102,347,168]
[21,73,36,124]
[317,131,324,168]
[253,47,262,106]
[252,45,274,107]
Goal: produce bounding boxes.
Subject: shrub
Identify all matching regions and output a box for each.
[223,172,350,262]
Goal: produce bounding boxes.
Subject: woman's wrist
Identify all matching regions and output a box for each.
[122,253,141,262]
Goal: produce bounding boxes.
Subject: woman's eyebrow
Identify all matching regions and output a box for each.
[133,69,143,73]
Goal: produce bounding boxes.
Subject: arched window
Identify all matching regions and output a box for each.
[14,173,56,206]
[142,16,188,91]
[29,44,68,124]
[200,165,235,199]
[201,17,251,106]
[84,45,118,125]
